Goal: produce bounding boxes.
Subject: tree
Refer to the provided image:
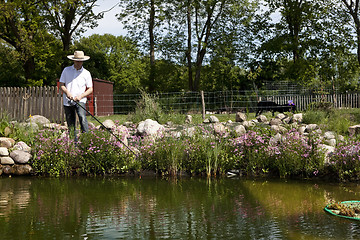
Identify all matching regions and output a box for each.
[40,0,103,52]
[0,0,57,85]
[338,0,360,65]
[145,0,258,91]
[74,34,147,93]
[117,0,169,92]
[254,0,356,89]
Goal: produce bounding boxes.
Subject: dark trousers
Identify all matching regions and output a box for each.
[64,102,89,140]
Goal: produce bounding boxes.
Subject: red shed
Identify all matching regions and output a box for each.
[88,78,114,116]
[57,78,114,116]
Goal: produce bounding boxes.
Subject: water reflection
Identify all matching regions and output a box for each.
[0,177,360,239]
[0,177,31,218]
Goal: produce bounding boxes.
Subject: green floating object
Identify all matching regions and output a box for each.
[324,200,360,221]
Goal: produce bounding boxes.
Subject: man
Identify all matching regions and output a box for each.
[59,50,93,139]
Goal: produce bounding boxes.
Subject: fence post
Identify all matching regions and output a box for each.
[201,91,205,120]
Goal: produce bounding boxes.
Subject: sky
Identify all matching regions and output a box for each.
[83,0,126,37]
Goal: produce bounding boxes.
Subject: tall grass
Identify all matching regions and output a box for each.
[303,108,359,135]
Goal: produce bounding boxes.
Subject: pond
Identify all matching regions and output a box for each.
[0,176,359,239]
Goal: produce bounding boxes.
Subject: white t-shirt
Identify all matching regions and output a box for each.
[59,65,93,106]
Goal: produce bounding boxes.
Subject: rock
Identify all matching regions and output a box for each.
[348,125,360,136]
[26,115,50,127]
[242,120,255,129]
[0,147,9,156]
[0,137,15,148]
[2,165,13,175]
[271,125,287,134]
[183,127,196,137]
[44,123,62,129]
[270,133,282,145]
[1,157,15,165]
[298,126,306,134]
[185,115,192,124]
[235,112,247,122]
[256,115,267,123]
[292,113,303,123]
[10,150,32,164]
[209,115,219,123]
[102,119,116,129]
[269,118,282,126]
[325,139,336,147]
[203,119,210,124]
[319,144,335,165]
[13,141,31,153]
[114,125,130,137]
[4,126,12,136]
[324,131,336,140]
[13,164,33,175]
[137,119,165,138]
[213,123,227,136]
[306,124,319,133]
[19,121,39,132]
[234,124,246,136]
[88,122,96,129]
[283,117,291,124]
[338,135,345,142]
[276,113,286,120]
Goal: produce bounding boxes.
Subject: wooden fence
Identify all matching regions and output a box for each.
[263,93,360,111]
[0,86,64,123]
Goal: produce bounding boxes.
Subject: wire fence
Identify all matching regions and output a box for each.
[112,90,359,115]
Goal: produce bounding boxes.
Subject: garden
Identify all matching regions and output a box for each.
[2,95,360,182]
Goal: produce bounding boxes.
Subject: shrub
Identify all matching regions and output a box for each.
[328,141,360,181]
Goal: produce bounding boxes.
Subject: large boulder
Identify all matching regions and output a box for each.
[234,124,246,136]
[10,150,32,164]
[1,157,14,165]
[13,141,31,153]
[292,113,303,123]
[213,123,227,136]
[137,119,165,138]
[102,119,116,129]
[26,115,50,127]
[0,137,15,148]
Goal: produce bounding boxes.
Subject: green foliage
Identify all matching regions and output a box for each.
[73,34,147,93]
[0,112,14,137]
[30,127,136,177]
[328,141,360,181]
[303,108,356,135]
[128,90,164,123]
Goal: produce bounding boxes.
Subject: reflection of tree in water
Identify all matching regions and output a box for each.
[0,177,31,218]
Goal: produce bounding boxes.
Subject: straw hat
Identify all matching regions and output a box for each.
[67,50,90,61]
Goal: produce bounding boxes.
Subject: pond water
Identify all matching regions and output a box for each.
[0,176,360,239]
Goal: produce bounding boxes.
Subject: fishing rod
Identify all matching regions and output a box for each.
[69,99,138,157]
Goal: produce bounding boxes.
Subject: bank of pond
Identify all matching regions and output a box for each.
[0,116,360,182]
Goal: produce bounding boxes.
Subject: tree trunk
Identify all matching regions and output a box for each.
[149,0,156,92]
[23,56,35,84]
[357,25,360,65]
[186,0,193,91]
